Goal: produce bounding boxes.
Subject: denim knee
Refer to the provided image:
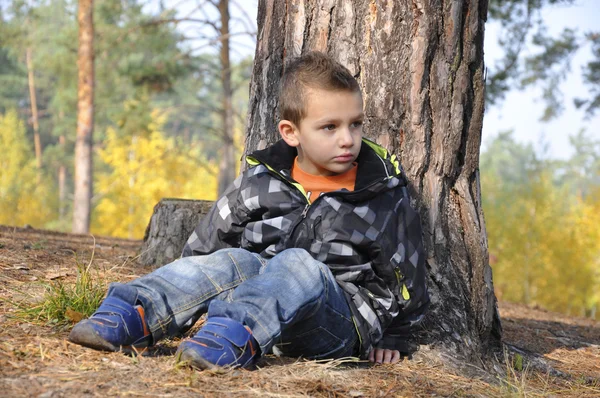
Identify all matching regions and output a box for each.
[274,248,324,273]
[268,248,328,296]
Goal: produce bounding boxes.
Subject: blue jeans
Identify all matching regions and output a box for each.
[106,248,358,359]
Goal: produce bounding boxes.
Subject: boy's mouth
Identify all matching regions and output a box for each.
[334,153,354,162]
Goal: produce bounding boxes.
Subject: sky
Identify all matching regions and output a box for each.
[482,0,600,160]
[162,0,599,161]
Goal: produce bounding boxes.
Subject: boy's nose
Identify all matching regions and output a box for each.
[338,128,354,147]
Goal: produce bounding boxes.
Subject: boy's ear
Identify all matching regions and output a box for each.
[278,120,300,147]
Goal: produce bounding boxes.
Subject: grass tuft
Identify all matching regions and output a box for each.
[499,349,532,397]
[11,237,106,326]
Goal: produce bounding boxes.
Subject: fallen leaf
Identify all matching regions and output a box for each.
[65,308,84,323]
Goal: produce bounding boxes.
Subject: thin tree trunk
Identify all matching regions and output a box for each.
[183,127,190,144]
[58,134,67,221]
[244,0,501,361]
[217,0,236,195]
[72,0,94,234]
[26,47,42,174]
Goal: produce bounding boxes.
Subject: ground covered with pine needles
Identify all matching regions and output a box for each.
[1,225,599,397]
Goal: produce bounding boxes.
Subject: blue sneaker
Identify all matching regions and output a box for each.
[68,296,151,353]
[176,317,260,369]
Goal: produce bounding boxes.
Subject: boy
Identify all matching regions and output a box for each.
[69,52,429,369]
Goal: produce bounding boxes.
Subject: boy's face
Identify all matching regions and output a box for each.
[279,87,364,176]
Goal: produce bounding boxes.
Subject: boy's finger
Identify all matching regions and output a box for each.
[382,349,393,363]
[375,348,384,363]
[390,350,401,364]
[369,348,401,364]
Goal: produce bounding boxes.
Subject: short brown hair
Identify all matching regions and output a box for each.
[279,52,361,126]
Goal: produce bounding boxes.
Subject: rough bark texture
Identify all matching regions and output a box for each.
[243,0,501,360]
[72,0,94,234]
[217,0,237,196]
[140,199,213,267]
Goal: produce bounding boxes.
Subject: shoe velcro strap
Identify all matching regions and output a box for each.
[90,296,145,341]
[187,332,252,367]
[201,317,252,348]
[94,296,134,316]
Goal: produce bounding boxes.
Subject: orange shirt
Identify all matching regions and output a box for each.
[291,157,357,202]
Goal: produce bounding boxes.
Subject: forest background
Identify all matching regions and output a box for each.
[0,0,599,322]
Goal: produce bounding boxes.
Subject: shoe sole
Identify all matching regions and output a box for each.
[175,346,258,371]
[68,326,149,355]
[176,347,220,370]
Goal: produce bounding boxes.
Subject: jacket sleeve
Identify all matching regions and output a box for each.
[377,188,430,353]
[182,172,252,257]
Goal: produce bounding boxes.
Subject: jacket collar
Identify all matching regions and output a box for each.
[247,138,398,191]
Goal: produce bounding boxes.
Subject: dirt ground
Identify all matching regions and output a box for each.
[1,225,599,397]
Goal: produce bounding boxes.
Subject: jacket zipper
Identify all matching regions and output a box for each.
[300,204,309,218]
[247,155,398,254]
[281,174,395,243]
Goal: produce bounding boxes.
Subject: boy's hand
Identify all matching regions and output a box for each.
[368,348,400,364]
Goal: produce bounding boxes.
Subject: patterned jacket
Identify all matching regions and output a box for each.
[182,139,429,356]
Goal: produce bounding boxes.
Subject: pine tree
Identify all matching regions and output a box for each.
[244,0,500,360]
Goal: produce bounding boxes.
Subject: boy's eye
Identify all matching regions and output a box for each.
[351,121,363,129]
[322,124,336,131]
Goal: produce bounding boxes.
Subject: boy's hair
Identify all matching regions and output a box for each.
[279,52,361,126]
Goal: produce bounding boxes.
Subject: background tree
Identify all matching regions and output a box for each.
[244,0,500,359]
[0,110,54,226]
[0,0,220,233]
[72,0,94,234]
[94,107,218,239]
[481,131,600,318]
[486,0,600,119]
[145,0,257,194]
[216,0,235,195]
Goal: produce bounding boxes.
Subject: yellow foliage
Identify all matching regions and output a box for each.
[576,188,600,312]
[0,110,55,227]
[483,168,600,317]
[92,112,218,239]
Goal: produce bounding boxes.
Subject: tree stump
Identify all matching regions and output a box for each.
[139,198,213,268]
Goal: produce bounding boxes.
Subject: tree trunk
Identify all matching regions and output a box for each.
[243,0,501,360]
[26,47,42,175]
[58,134,67,221]
[217,0,236,196]
[72,0,94,234]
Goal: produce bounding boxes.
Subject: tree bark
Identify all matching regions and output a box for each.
[217,0,237,196]
[58,134,67,221]
[140,199,214,267]
[72,0,94,234]
[243,0,501,360]
[26,47,42,174]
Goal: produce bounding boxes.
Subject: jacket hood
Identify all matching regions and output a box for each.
[247,138,403,191]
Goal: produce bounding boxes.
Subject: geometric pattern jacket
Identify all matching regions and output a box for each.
[182,138,430,356]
